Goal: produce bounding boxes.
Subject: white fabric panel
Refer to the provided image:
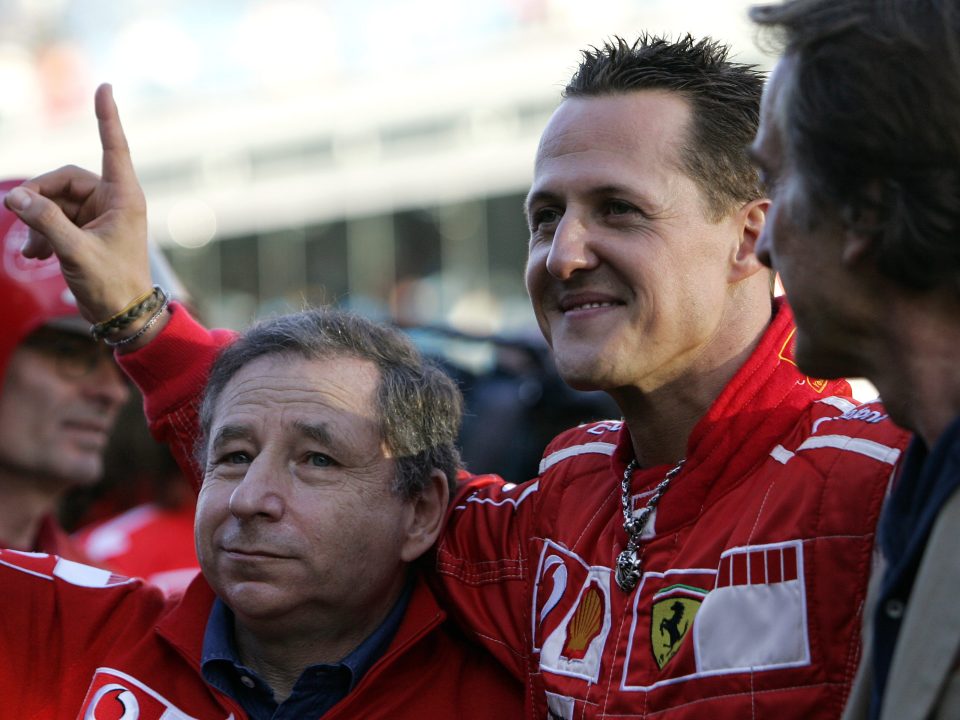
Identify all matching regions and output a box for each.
[693,580,809,672]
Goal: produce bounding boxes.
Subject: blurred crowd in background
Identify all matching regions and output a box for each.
[0,0,760,576]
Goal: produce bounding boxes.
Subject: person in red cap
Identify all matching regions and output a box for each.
[0,178,129,560]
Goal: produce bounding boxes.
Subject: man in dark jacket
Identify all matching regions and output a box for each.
[750,2,960,718]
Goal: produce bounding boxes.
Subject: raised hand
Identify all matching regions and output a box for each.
[4,83,154,331]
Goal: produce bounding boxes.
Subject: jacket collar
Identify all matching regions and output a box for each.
[611,297,852,533]
[155,569,447,685]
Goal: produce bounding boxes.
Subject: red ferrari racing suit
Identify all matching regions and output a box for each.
[118,299,909,719]
[434,299,909,719]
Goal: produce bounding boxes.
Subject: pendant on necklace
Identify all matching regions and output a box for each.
[615,548,642,592]
[614,458,685,592]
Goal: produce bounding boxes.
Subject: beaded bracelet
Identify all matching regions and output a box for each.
[90,286,165,340]
[103,293,171,348]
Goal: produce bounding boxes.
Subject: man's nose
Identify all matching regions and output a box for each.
[228,456,285,522]
[84,355,131,408]
[545,214,598,280]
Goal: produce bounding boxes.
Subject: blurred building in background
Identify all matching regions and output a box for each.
[0,0,765,336]
[0,1,799,486]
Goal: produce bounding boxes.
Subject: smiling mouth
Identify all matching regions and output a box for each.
[559,298,625,316]
[566,301,617,312]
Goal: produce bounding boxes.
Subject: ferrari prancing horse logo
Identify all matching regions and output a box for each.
[650,584,707,669]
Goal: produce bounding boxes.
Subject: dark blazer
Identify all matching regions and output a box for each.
[843,489,960,720]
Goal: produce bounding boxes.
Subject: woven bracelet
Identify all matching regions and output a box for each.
[103,294,171,348]
[90,286,165,340]
[100,286,155,324]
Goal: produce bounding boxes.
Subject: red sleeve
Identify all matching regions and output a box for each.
[431,472,539,680]
[0,550,163,715]
[117,302,237,488]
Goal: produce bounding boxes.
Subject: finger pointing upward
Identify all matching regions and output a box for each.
[95,83,136,186]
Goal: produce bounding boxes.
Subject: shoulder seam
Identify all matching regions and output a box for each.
[539,441,617,474]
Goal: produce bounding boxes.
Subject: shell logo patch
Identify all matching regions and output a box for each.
[534,541,613,683]
[562,581,604,660]
[806,377,828,392]
[650,584,707,669]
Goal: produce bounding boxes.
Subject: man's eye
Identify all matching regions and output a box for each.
[54,340,87,356]
[530,207,561,230]
[307,453,335,468]
[606,200,637,216]
[221,451,251,464]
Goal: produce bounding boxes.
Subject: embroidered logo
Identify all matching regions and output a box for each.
[650,584,707,668]
[778,328,828,393]
[545,692,576,720]
[79,668,202,719]
[84,684,140,719]
[534,542,613,683]
[561,581,604,660]
[840,406,888,424]
[585,421,623,436]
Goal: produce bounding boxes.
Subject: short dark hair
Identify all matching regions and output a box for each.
[564,34,765,219]
[751,0,960,292]
[197,308,463,499]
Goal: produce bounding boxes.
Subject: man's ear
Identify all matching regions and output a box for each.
[841,227,878,267]
[841,182,884,268]
[728,197,770,283]
[398,468,449,562]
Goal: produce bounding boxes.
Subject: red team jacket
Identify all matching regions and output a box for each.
[112,299,908,719]
[0,304,522,718]
[0,551,521,718]
[74,501,200,596]
[434,299,910,718]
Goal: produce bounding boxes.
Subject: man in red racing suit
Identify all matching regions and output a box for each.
[434,298,908,719]
[5,35,910,720]
[110,297,907,720]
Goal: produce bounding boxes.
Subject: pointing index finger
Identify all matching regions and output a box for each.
[94,83,135,185]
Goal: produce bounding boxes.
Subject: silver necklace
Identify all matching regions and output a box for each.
[615,458,685,592]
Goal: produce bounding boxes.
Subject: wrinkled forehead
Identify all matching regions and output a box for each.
[214,352,382,419]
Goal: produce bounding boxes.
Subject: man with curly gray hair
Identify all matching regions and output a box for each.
[750,2,960,718]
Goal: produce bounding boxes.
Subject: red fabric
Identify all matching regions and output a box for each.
[121,298,910,718]
[0,551,521,718]
[73,502,200,596]
[434,299,911,719]
[117,302,237,487]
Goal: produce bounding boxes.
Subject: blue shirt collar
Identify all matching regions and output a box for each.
[201,577,413,719]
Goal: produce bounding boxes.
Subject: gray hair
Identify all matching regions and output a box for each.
[197,308,463,499]
[752,0,960,293]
